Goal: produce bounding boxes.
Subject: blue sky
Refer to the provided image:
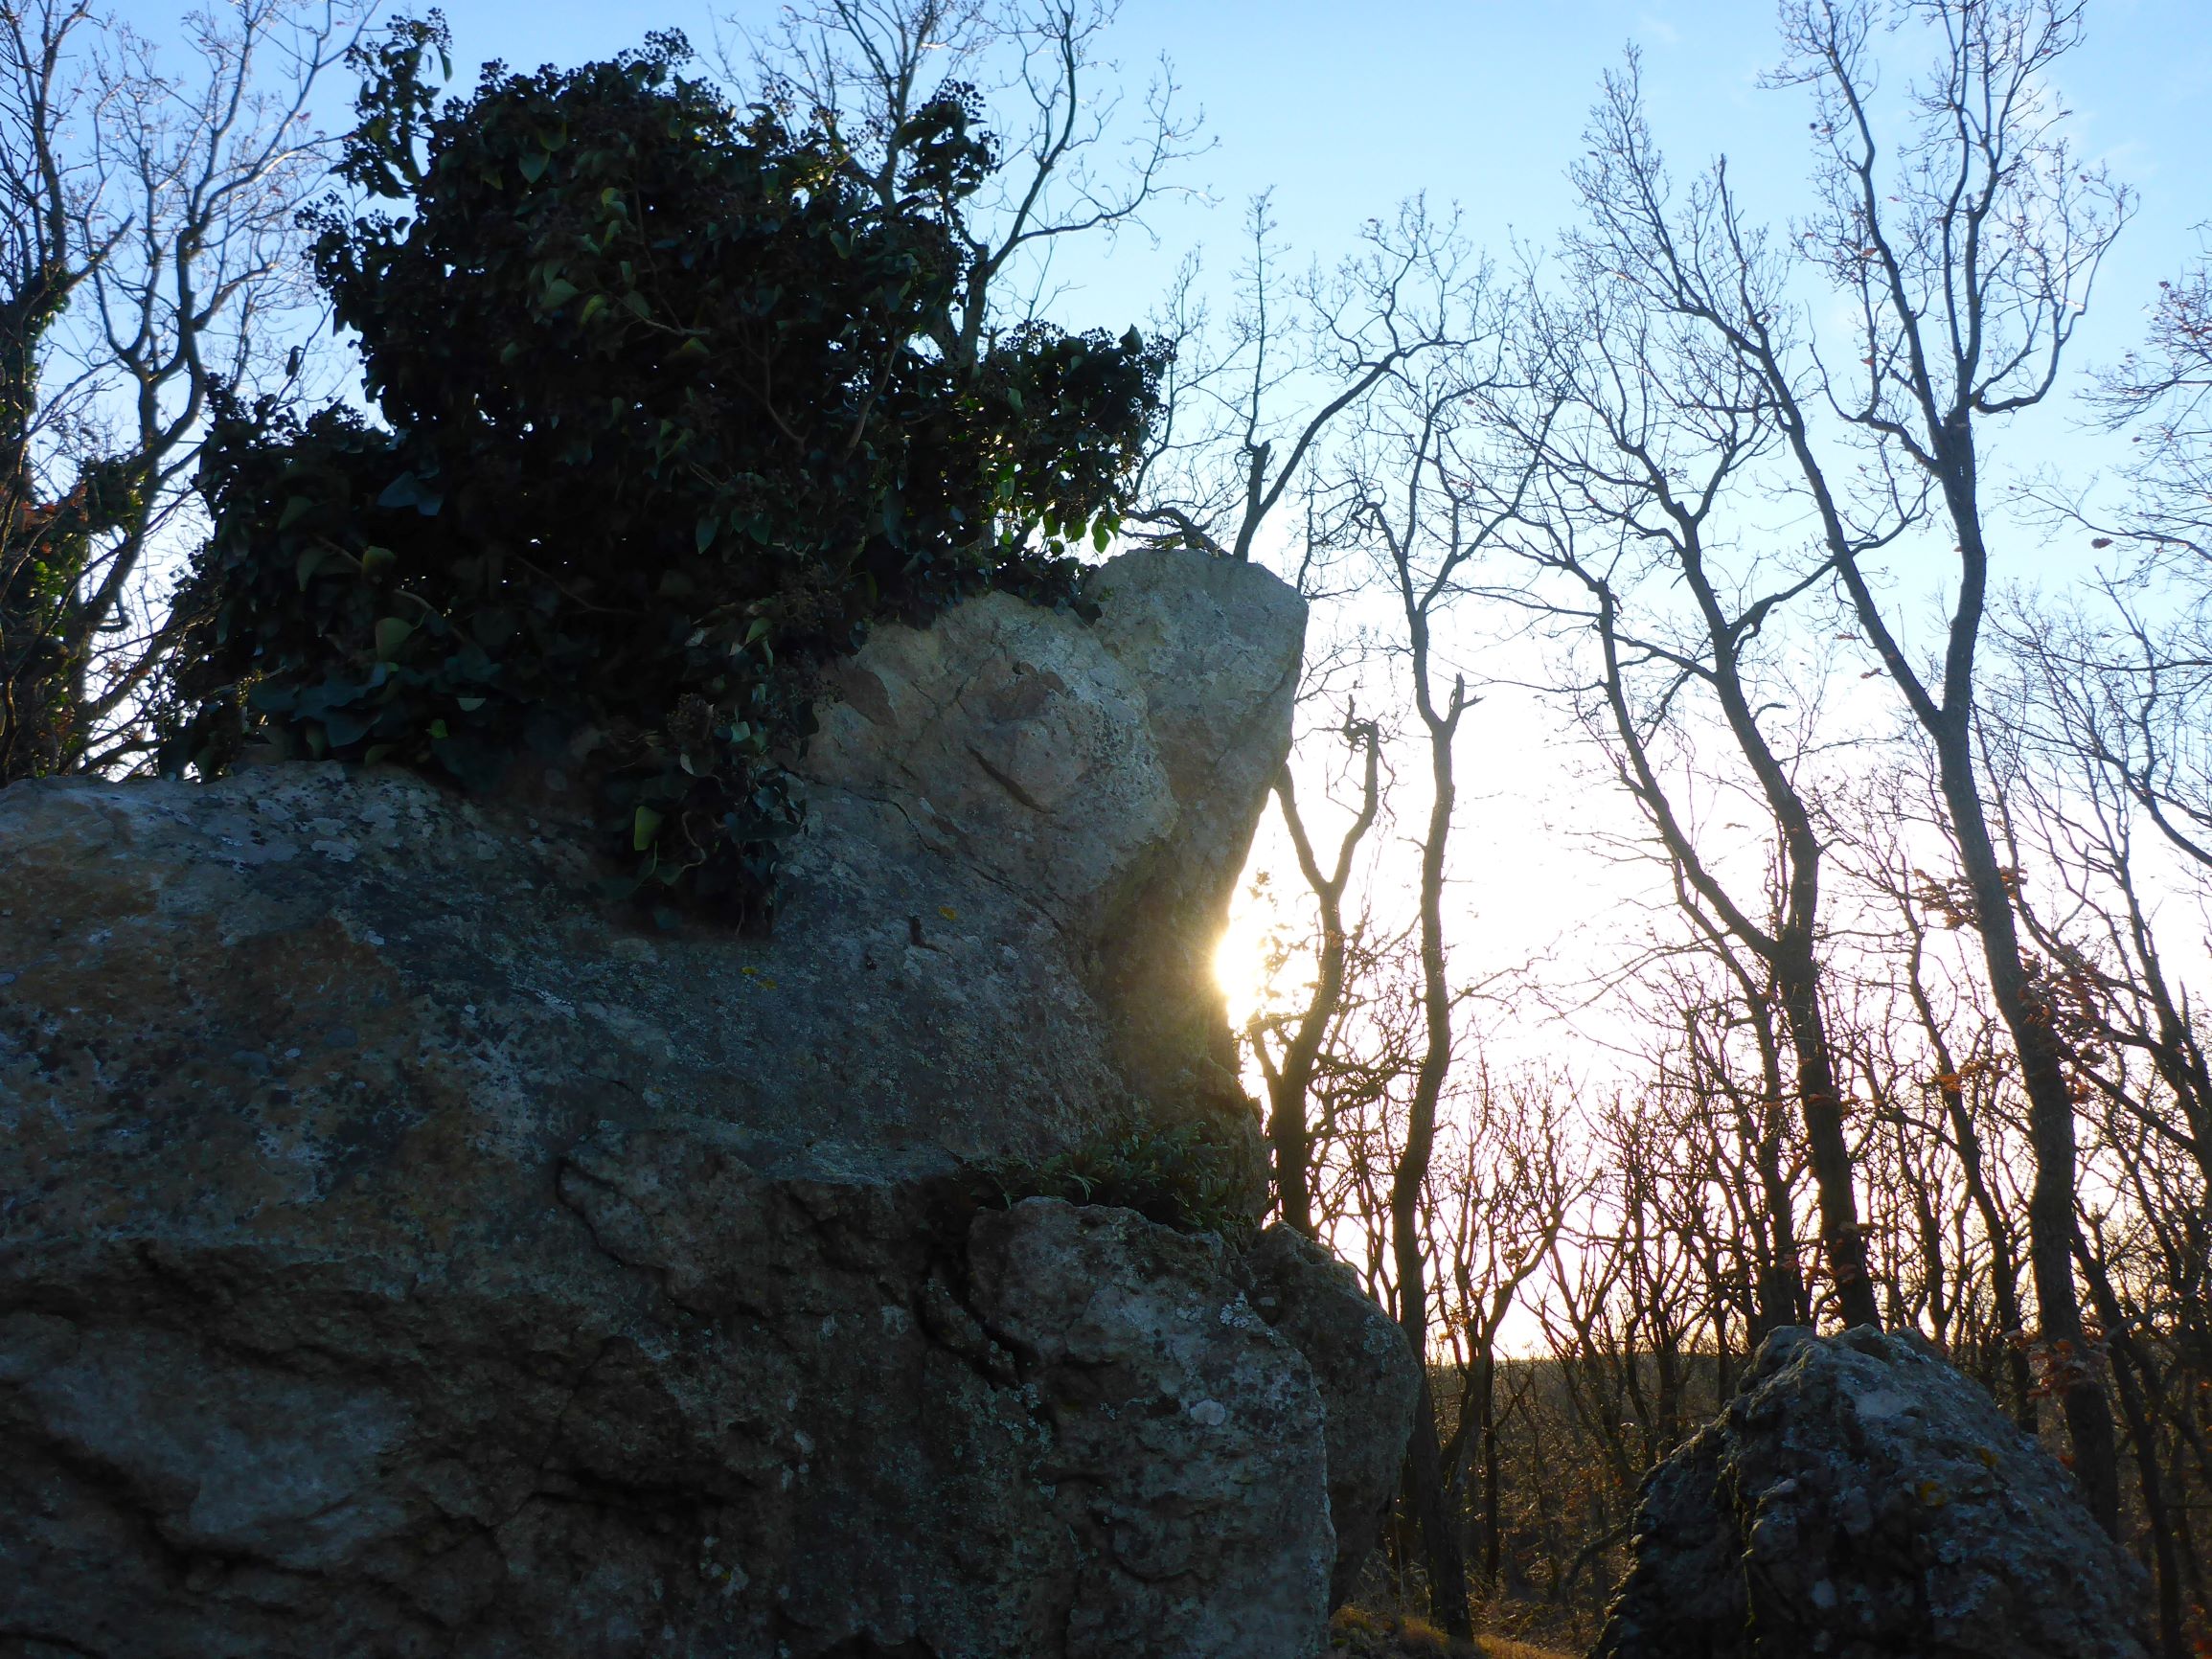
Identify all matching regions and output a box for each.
[415,0,2212,395]
[103,0,2200,507]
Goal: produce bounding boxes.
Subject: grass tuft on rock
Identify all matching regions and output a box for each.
[970,1116,1259,1245]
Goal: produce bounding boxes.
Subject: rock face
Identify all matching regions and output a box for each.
[0,549,1404,1657]
[1594,1325,2154,1659]
[810,549,1307,1121]
[966,1203,1334,1656]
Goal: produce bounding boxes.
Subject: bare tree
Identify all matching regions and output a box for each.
[1493,242,1883,1329]
[1218,200,1501,1268]
[1568,0,2131,1525]
[2078,234,2212,568]
[2011,238,2212,877]
[1430,1070,1576,1596]
[1975,673,2212,1651]
[1327,222,1523,1634]
[1854,800,2040,1423]
[0,0,362,780]
[1249,708,1383,1236]
[1130,195,1470,569]
[730,0,1200,377]
[1644,938,1813,1343]
[1989,585,2212,889]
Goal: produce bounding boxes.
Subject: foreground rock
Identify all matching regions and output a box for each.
[1594,1325,2153,1659]
[0,549,1405,1657]
[1243,1226,1417,1608]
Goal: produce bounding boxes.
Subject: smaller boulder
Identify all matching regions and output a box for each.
[967,1200,1334,1659]
[1243,1226,1419,1607]
[1594,1326,2151,1659]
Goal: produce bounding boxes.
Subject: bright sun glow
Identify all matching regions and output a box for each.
[1211,925,1263,1025]
[1213,868,1288,1029]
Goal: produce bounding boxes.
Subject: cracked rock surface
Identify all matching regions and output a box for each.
[0,550,1402,1657]
[1593,1325,2153,1659]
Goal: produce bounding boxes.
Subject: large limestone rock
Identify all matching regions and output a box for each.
[1594,1325,2154,1659]
[0,550,1402,1657]
[967,1202,1334,1656]
[810,549,1306,1118]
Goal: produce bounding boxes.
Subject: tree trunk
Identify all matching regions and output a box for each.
[1930,701,2119,1532]
[1389,680,1472,1639]
[1478,1350,1502,1591]
[1773,945,1879,1329]
[1266,737,1379,1237]
[2083,1249,2185,1659]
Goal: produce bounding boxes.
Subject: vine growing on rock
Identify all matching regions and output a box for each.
[156,16,1164,927]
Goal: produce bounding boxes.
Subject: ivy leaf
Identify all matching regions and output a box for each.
[170,43,1166,932]
[324,710,375,746]
[376,472,444,516]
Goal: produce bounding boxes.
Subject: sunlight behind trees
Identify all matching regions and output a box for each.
[15,0,2212,1650]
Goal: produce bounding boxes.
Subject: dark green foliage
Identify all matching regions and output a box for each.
[972,1117,1262,1246]
[159,17,1163,926]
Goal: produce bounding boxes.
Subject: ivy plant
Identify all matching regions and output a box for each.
[159,18,1163,928]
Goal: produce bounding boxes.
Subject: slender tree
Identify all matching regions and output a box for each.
[1570,0,2130,1525]
[1250,711,1382,1235]
[1494,261,1881,1327]
[0,0,360,779]
[1131,193,1469,566]
[1332,223,1524,1633]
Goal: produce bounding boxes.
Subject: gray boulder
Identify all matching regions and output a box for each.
[968,1201,1334,1657]
[1593,1325,2153,1659]
[0,550,1404,1657]
[1081,551,1308,1115]
[1243,1225,1418,1608]
[809,547,1305,1127]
